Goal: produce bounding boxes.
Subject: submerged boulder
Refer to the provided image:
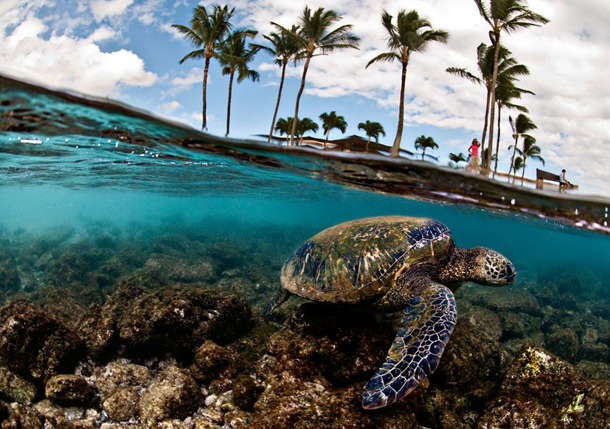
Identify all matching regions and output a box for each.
[0,300,85,384]
[477,343,610,428]
[0,249,20,293]
[45,374,98,407]
[117,286,251,357]
[0,365,37,404]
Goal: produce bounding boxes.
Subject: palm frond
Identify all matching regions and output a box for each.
[366,52,400,68]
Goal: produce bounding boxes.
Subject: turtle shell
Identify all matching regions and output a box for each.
[281,216,453,304]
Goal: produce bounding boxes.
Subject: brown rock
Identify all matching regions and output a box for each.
[102,388,139,422]
[45,375,98,407]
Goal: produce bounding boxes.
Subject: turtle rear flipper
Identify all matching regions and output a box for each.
[362,282,457,409]
[263,287,291,316]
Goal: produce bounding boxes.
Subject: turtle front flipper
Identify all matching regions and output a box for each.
[362,282,457,410]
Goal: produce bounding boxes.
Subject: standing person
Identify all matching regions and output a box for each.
[467,138,481,173]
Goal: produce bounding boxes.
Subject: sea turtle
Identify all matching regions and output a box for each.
[265,216,515,410]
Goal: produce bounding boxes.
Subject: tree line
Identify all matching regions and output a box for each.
[173,0,549,181]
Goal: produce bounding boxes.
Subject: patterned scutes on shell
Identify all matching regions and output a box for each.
[280,216,452,304]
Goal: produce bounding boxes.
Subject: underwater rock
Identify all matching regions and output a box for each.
[232,374,263,411]
[0,300,85,384]
[44,252,90,287]
[138,365,202,424]
[578,327,609,362]
[32,399,88,428]
[0,399,8,422]
[45,374,98,407]
[0,249,20,292]
[498,311,541,340]
[190,340,230,383]
[102,387,140,422]
[432,304,503,398]
[143,254,218,284]
[0,365,37,404]
[576,360,610,381]
[545,327,579,362]
[117,286,251,357]
[466,286,541,315]
[267,304,394,386]
[93,360,152,397]
[77,304,116,360]
[1,402,43,429]
[477,343,610,428]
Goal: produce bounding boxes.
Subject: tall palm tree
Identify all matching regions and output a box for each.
[218,29,259,136]
[273,7,360,146]
[253,26,301,142]
[295,117,319,144]
[368,10,448,157]
[275,117,293,144]
[493,82,532,177]
[519,135,544,183]
[447,43,529,168]
[319,111,347,150]
[358,121,386,152]
[173,4,236,130]
[449,152,468,167]
[414,135,439,161]
[507,113,537,180]
[474,0,549,169]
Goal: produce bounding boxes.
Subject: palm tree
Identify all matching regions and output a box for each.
[319,111,347,150]
[447,43,530,168]
[414,135,439,161]
[357,121,386,152]
[513,156,524,181]
[295,117,319,144]
[508,113,537,180]
[253,26,301,142]
[274,117,293,144]
[273,6,360,146]
[218,29,259,136]
[449,152,468,167]
[368,10,448,157]
[519,135,544,183]
[493,82,532,177]
[173,4,235,130]
[474,0,549,169]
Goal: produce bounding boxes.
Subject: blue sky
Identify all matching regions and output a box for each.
[1,0,609,197]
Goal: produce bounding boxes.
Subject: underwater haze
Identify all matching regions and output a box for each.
[2,75,610,428]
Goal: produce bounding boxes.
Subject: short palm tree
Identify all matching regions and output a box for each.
[274,117,293,144]
[253,26,301,143]
[474,0,549,168]
[319,111,347,150]
[295,117,319,144]
[449,152,468,167]
[218,29,259,136]
[447,43,530,168]
[357,121,386,152]
[508,113,537,180]
[512,156,524,181]
[173,4,235,130]
[414,135,439,161]
[368,10,448,158]
[518,135,544,183]
[273,7,360,146]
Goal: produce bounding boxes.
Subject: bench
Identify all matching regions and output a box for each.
[536,168,577,189]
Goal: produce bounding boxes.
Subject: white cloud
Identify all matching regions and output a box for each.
[90,0,135,21]
[168,67,203,95]
[159,100,182,113]
[0,15,157,97]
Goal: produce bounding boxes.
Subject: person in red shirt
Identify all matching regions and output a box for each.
[467,138,481,172]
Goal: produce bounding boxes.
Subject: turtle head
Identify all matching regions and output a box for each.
[469,247,516,286]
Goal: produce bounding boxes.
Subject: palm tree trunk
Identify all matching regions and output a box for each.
[324,129,330,150]
[366,136,371,152]
[486,31,501,171]
[291,54,312,146]
[268,62,287,143]
[521,158,527,185]
[493,104,502,178]
[202,55,211,130]
[480,87,491,163]
[391,63,408,158]
[225,71,234,137]
[508,134,519,182]
[422,148,426,161]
